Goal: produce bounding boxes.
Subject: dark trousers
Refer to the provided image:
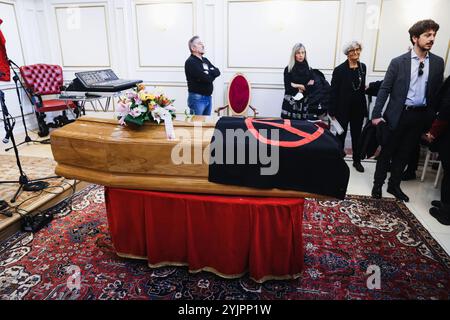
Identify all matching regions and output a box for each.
[337,111,365,162]
[374,110,426,187]
[405,142,421,173]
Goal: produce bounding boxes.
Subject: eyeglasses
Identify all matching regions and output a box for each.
[418,61,424,77]
[348,48,361,54]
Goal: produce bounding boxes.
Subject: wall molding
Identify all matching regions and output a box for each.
[135,0,195,68]
[226,0,342,71]
[54,3,112,68]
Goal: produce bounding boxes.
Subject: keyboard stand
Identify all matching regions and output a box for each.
[59,92,120,113]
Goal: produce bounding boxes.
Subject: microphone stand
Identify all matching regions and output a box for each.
[0,89,60,204]
[4,59,50,151]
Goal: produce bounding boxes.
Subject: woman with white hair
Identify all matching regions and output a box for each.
[329,41,367,173]
[281,43,314,119]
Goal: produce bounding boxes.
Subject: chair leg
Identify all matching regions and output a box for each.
[249,105,258,117]
[421,150,431,181]
[434,161,443,188]
[35,111,49,137]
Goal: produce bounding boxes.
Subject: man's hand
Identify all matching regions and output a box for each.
[372,118,385,126]
[307,80,315,86]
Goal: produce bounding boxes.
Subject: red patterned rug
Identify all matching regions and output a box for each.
[0,185,449,300]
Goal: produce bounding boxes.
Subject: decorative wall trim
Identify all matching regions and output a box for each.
[54,4,112,68]
[224,81,284,90]
[445,40,450,71]
[372,0,386,73]
[135,1,195,68]
[143,81,188,88]
[226,0,342,71]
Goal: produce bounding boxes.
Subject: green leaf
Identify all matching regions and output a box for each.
[125,114,144,126]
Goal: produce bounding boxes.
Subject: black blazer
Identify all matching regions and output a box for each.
[329,60,367,119]
[372,51,444,130]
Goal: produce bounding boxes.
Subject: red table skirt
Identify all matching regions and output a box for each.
[105,187,305,283]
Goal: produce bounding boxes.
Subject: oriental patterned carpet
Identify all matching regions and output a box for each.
[0,154,67,220]
[0,184,449,300]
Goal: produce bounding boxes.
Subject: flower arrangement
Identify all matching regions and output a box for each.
[117,84,176,126]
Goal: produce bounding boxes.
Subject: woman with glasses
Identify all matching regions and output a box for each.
[329,41,367,172]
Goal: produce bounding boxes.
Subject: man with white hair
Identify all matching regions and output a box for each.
[184,36,220,116]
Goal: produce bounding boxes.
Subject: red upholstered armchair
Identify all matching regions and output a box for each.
[20,64,79,137]
[215,73,258,117]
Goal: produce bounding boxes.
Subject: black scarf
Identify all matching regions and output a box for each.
[290,61,311,85]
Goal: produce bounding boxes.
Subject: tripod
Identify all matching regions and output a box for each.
[4,59,50,151]
[0,89,60,204]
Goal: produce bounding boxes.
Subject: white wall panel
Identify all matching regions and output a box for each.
[244,86,284,117]
[55,5,111,67]
[374,0,450,71]
[0,1,25,68]
[144,82,190,114]
[135,2,194,67]
[227,0,341,70]
[352,2,366,42]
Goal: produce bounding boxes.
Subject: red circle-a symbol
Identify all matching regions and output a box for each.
[245,118,324,148]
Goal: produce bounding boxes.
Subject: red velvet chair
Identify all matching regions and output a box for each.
[20,64,79,137]
[215,73,258,116]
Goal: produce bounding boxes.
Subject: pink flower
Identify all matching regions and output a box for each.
[126,92,138,100]
[117,101,130,114]
[130,108,142,118]
[117,101,131,126]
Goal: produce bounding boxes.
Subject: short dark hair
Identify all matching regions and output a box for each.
[188,36,199,53]
[408,19,440,45]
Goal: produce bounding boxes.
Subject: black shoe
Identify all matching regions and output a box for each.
[371,185,382,199]
[401,171,416,181]
[429,207,450,226]
[353,161,365,173]
[431,200,442,208]
[0,200,8,211]
[387,185,409,202]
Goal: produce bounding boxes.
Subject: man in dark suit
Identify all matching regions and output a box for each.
[371,19,444,202]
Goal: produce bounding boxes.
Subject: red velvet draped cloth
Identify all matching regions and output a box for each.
[105,187,305,282]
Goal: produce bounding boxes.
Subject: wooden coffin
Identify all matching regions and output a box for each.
[50,115,323,198]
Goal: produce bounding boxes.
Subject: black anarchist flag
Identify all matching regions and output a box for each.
[208,117,350,199]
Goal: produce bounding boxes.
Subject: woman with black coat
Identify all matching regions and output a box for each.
[329,41,367,172]
[281,43,314,119]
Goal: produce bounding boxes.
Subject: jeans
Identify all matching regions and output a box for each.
[188,93,212,116]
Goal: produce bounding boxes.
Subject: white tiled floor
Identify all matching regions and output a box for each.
[2,128,449,255]
[346,158,450,255]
